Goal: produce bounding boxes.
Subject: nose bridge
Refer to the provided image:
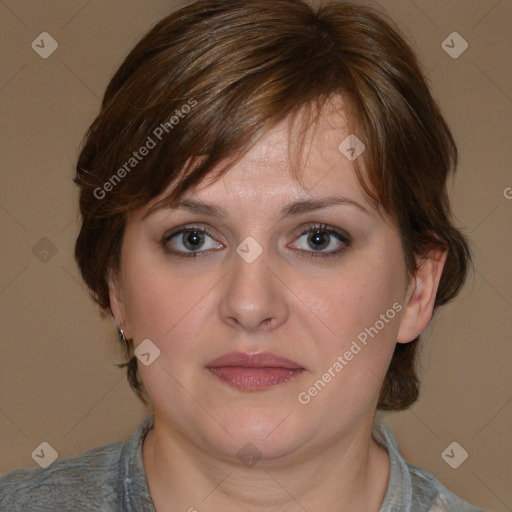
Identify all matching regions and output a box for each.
[218,237,288,331]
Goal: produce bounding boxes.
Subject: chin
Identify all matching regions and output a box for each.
[204,412,311,463]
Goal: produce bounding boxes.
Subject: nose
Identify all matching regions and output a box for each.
[218,243,290,333]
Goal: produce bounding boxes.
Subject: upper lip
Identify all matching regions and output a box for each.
[206,351,304,370]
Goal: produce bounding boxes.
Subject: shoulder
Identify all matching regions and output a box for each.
[0,440,124,511]
[406,461,486,512]
[0,415,154,512]
[373,422,485,512]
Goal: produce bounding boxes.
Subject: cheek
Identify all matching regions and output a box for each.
[323,253,404,339]
[295,275,403,430]
[124,267,207,341]
[308,239,406,383]
[120,243,225,360]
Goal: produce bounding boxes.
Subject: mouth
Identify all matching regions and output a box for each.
[205,352,305,391]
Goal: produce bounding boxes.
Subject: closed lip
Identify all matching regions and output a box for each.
[205,351,304,370]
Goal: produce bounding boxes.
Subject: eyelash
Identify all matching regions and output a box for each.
[161,223,351,259]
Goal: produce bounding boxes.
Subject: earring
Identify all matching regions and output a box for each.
[118,328,129,350]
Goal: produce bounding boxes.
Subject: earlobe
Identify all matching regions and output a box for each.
[396,249,447,344]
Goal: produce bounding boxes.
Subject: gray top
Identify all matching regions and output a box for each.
[0,415,485,511]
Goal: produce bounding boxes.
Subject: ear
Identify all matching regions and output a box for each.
[107,267,130,338]
[396,247,447,344]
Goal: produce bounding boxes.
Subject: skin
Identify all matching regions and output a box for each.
[109,99,446,512]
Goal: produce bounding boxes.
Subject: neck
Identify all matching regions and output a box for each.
[142,414,390,512]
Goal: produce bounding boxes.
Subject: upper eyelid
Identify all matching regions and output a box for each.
[163,222,348,236]
[297,223,351,239]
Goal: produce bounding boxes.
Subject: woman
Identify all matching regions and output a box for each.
[0,0,484,510]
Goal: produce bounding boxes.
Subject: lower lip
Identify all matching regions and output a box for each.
[207,367,304,390]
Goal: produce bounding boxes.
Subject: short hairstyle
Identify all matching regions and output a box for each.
[74,0,472,409]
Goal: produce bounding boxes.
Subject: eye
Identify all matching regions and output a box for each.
[289,223,351,258]
[161,223,351,259]
[162,225,223,258]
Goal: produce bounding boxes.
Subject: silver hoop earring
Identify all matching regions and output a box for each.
[118,328,129,349]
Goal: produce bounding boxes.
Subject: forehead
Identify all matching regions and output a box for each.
[142,98,374,217]
[251,100,351,161]
[203,119,359,197]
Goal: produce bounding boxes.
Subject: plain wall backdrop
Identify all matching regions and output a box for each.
[0,1,511,510]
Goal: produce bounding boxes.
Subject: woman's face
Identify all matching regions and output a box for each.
[110,105,421,462]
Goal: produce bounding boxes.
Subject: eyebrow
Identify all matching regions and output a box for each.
[143,196,370,221]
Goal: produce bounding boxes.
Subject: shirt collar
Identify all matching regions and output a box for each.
[373,422,413,511]
[118,414,156,511]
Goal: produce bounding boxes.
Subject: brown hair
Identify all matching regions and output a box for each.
[74,0,472,409]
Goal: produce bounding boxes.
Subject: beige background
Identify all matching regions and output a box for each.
[0,0,510,510]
